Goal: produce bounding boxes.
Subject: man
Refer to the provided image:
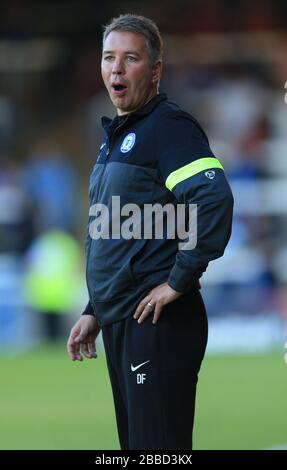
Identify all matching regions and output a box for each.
[67,14,233,450]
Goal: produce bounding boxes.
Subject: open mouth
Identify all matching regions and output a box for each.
[112,84,127,92]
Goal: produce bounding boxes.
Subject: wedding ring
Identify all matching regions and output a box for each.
[147,301,154,309]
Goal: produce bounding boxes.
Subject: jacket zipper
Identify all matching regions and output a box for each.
[104,116,129,160]
[93,117,128,206]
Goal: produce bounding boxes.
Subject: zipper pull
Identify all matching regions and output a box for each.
[105,147,110,159]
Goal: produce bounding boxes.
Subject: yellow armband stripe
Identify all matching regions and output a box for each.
[165,157,224,191]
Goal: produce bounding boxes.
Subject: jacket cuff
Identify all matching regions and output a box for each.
[168,263,200,293]
[81,301,95,316]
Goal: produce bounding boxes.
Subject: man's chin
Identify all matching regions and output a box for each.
[113,101,132,115]
[111,97,127,108]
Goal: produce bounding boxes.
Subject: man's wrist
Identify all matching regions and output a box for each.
[168,263,200,293]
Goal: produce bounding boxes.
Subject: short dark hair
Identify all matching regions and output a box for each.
[103,14,163,65]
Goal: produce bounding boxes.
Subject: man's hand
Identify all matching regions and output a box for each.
[133,282,183,324]
[67,315,101,362]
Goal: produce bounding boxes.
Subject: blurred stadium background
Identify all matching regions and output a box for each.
[0,0,287,450]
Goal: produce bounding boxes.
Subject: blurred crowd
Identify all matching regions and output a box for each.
[0,148,86,348]
[0,0,287,350]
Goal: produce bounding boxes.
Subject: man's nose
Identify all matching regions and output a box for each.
[112,58,125,75]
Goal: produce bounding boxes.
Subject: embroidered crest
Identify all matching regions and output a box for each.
[120,133,136,153]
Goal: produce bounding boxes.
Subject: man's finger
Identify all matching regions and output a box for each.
[74,329,86,343]
[67,339,76,361]
[137,304,155,324]
[133,299,147,319]
[87,341,97,359]
[134,295,152,319]
[67,337,82,361]
[81,342,90,358]
[152,302,162,324]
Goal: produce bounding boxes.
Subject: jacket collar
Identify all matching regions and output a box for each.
[101,92,167,131]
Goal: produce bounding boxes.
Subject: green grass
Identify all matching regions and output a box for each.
[195,351,287,449]
[0,345,286,449]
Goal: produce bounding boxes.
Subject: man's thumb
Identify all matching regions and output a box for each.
[74,330,86,343]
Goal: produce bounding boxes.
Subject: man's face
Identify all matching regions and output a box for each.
[101,30,161,115]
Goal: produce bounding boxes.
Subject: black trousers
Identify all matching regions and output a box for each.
[101,289,208,450]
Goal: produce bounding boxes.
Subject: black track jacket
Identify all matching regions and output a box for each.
[82,93,233,326]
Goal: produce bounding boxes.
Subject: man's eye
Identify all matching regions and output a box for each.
[127,56,138,62]
[104,56,113,61]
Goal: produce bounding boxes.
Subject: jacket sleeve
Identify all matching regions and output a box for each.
[82,198,96,316]
[156,110,234,293]
[82,300,95,316]
[82,233,96,316]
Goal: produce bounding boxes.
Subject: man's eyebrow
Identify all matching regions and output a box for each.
[103,50,141,55]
